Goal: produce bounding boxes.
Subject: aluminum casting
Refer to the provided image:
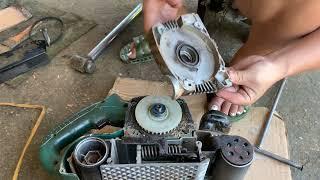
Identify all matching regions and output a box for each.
[150,13,232,99]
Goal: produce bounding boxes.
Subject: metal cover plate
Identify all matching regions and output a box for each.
[100,159,210,180]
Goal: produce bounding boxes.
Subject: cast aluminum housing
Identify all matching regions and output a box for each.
[150,13,232,99]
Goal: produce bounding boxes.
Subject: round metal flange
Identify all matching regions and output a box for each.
[220,136,254,166]
[135,96,182,134]
[73,137,109,167]
[175,43,200,68]
[151,14,233,99]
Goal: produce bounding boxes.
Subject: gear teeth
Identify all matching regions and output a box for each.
[135,96,182,135]
[142,127,176,135]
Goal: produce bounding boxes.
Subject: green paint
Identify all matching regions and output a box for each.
[39,94,127,178]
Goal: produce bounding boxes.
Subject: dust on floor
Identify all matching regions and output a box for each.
[0,0,319,179]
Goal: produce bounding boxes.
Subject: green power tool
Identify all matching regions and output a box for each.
[40,94,256,180]
[39,94,127,179]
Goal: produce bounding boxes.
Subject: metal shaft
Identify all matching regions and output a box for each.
[88,3,143,60]
[254,147,303,170]
[256,78,287,148]
[254,78,304,170]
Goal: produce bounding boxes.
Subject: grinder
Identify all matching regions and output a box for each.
[40,95,254,180]
[149,13,232,99]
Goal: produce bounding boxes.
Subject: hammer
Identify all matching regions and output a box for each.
[70,3,142,73]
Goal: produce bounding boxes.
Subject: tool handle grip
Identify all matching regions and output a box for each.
[39,94,127,173]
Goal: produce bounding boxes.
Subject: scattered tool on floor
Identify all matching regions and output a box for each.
[0,17,64,84]
[70,3,142,74]
[0,40,49,84]
[254,78,304,170]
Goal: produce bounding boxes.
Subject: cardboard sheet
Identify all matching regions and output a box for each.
[108,77,292,180]
[0,26,31,54]
[0,6,32,33]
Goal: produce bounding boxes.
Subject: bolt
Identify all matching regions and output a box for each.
[84,150,102,165]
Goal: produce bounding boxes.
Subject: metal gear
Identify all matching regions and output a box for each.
[135,96,182,134]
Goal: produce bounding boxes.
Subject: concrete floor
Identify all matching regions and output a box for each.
[0,0,319,179]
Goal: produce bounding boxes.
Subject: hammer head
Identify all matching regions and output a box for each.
[70,55,96,74]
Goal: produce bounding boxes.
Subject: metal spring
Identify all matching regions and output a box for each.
[190,81,217,95]
[163,20,178,30]
[168,145,182,154]
[141,145,182,159]
[141,145,159,159]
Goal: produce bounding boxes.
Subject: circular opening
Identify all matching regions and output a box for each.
[243,142,248,147]
[150,103,167,118]
[239,156,244,160]
[176,43,199,67]
[74,138,108,167]
[247,151,250,156]
[228,151,234,156]
[227,143,232,147]
[234,139,239,143]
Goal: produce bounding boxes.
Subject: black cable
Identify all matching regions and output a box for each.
[0,16,64,57]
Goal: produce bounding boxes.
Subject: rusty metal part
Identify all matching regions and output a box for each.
[149,13,232,99]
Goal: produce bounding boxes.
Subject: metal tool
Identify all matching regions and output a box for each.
[0,16,64,84]
[254,78,304,170]
[0,40,49,84]
[257,78,287,148]
[70,3,142,74]
[40,95,254,180]
[254,147,303,170]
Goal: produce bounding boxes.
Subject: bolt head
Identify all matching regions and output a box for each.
[84,150,102,165]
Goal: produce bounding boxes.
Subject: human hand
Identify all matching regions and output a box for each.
[216,55,286,105]
[143,0,184,32]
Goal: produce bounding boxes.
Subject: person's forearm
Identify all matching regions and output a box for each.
[268,28,320,78]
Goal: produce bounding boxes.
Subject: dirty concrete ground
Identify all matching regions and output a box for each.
[0,0,14,8]
[0,0,319,179]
